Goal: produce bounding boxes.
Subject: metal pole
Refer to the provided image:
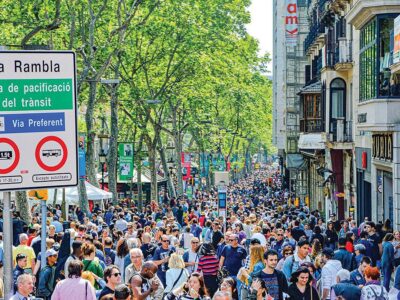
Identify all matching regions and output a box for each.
[3,191,13,298]
[101,163,105,190]
[41,200,47,269]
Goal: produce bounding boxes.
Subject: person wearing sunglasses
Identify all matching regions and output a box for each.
[152,235,176,287]
[98,265,122,299]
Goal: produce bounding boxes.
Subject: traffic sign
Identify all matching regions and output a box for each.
[0,51,78,191]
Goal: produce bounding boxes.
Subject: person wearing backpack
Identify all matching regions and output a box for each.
[104,237,116,266]
[361,266,389,300]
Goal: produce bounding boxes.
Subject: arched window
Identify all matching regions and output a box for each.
[330,78,346,121]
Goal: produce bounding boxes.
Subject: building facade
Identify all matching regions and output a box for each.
[273,0,400,227]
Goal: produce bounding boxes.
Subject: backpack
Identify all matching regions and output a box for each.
[370,285,387,300]
[105,252,113,266]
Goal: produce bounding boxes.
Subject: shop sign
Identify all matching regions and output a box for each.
[372,133,393,161]
[285,0,298,47]
[394,16,400,64]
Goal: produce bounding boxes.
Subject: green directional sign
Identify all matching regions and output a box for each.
[118,143,134,181]
[0,79,74,111]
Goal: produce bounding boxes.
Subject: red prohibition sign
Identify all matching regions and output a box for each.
[0,138,20,174]
[35,136,68,172]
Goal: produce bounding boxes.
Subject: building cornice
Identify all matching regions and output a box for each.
[347,0,400,29]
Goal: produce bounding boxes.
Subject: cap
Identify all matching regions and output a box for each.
[354,244,366,251]
[322,247,334,258]
[46,249,58,258]
[16,253,27,261]
[250,238,261,245]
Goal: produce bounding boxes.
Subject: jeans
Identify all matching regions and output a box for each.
[382,265,392,291]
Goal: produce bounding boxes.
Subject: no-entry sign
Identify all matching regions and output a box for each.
[0,51,78,191]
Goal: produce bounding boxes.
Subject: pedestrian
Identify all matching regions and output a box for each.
[51,259,96,300]
[320,247,342,300]
[13,253,27,291]
[114,284,132,300]
[10,274,34,300]
[131,261,162,299]
[333,237,357,271]
[165,253,189,294]
[282,238,312,280]
[13,233,36,274]
[164,272,209,300]
[153,234,176,287]
[381,233,395,291]
[325,222,338,250]
[82,242,104,289]
[183,237,199,274]
[361,266,389,300]
[254,250,288,300]
[330,269,361,300]
[37,249,58,300]
[98,265,122,299]
[217,277,238,300]
[197,242,219,297]
[287,266,319,299]
[350,256,372,287]
[64,240,82,278]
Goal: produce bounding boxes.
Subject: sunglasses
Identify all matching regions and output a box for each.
[277,234,284,236]
[229,239,237,242]
[191,241,199,244]
[111,273,121,277]
[285,252,293,255]
[162,240,170,243]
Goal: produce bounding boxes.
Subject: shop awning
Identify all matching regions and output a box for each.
[286,154,307,170]
[298,133,326,150]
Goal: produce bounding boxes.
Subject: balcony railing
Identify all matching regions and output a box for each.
[300,118,323,133]
[335,38,353,64]
[304,21,325,54]
[330,119,353,142]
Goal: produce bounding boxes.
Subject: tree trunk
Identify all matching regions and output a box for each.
[108,80,119,205]
[61,188,67,220]
[148,145,158,203]
[174,133,183,196]
[52,188,58,207]
[85,81,99,187]
[78,179,89,214]
[15,191,31,223]
[137,153,143,209]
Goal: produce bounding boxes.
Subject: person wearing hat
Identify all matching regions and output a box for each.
[37,248,58,299]
[320,247,342,300]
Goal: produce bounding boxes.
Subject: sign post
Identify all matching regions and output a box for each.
[218,185,227,233]
[0,51,78,190]
[118,143,134,181]
[0,51,78,297]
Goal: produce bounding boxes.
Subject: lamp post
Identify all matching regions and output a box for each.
[98,133,109,190]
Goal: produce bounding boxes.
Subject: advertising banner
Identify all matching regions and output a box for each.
[118,143,133,181]
[78,133,86,178]
[181,152,191,181]
[394,16,400,64]
[285,0,298,47]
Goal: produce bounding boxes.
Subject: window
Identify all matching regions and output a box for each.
[330,78,346,119]
[360,18,377,101]
[360,15,398,101]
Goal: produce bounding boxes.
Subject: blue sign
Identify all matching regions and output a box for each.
[78,133,86,178]
[0,112,65,134]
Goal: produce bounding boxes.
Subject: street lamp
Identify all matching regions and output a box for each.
[98,134,109,190]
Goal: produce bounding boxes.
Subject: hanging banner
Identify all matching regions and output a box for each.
[181,152,191,181]
[200,153,210,177]
[394,16,400,64]
[118,143,134,181]
[78,133,86,178]
[285,0,298,47]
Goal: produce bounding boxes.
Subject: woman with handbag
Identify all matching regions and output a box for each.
[165,253,190,294]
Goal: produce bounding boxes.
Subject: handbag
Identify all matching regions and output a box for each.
[171,269,185,291]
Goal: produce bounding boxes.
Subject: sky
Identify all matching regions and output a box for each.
[247,0,273,73]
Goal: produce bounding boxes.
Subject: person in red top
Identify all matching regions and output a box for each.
[27,227,38,246]
[345,231,355,253]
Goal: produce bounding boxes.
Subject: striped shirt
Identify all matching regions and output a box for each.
[197,255,219,275]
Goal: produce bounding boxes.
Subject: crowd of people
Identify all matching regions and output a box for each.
[3,164,400,299]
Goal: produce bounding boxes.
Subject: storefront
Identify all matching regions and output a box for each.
[355,147,372,224]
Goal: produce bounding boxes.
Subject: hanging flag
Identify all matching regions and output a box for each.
[285,0,298,47]
[118,143,134,181]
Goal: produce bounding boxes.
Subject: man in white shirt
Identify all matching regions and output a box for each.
[321,247,343,300]
[115,213,128,232]
[183,237,199,274]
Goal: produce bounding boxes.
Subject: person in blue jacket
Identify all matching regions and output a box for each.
[381,233,395,291]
